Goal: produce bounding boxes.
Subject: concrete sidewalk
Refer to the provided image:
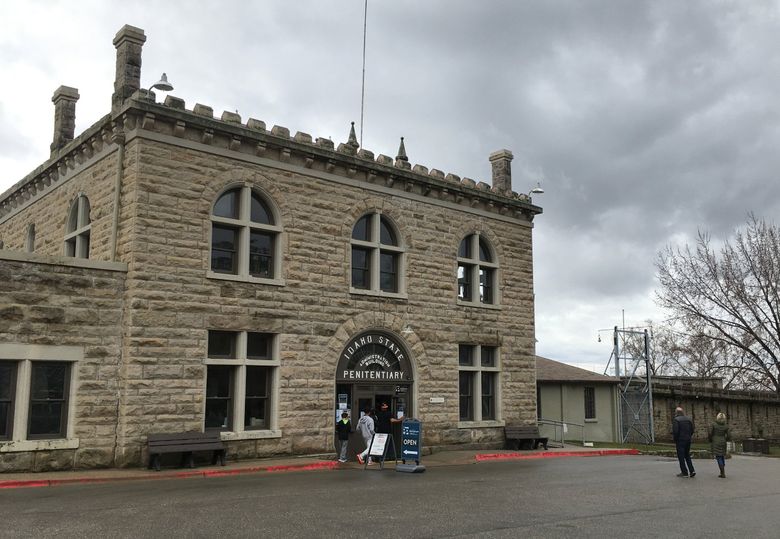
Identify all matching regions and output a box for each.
[0,445,639,489]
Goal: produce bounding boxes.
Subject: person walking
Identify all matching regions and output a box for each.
[336,412,351,463]
[709,412,730,478]
[356,408,375,465]
[673,406,696,478]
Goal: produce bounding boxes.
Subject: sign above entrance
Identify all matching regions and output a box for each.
[337,332,413,383]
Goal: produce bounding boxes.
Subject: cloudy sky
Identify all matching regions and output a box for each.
[2,1,780,372]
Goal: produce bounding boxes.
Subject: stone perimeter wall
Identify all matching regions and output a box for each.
[0,254,125,472]
[653,385,780,442]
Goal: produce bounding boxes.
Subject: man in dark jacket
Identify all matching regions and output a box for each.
[673,407,696,478]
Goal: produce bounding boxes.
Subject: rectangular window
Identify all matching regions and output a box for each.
[457,264,472,300]
[459,371,474,421]
[211,225,238,274]
[28,362,70,439]
[379,251,398,292]
[0,361,16,440]
[459,345,474,366]
[205,365,233,431]
[351,247,370,289]
[479,268,494,304]
[205,331,279,436]
[249,231,274,278]
[481,372,496,421]
[245,366,270,429]
[458,344,500,424]
[584,386,596,420]
[208,331,237,359]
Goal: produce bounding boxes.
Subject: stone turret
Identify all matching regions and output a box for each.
[112,24,146,111]
[489,149,513,194]
[50,86,79,155]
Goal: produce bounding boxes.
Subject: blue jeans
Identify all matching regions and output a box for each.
[715,455,725,467]
[676,441,694,475]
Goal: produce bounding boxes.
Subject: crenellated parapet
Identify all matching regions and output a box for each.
[0,115,114,223]
[112,91,542,222]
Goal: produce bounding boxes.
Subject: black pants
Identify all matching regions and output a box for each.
[676,441,694,475]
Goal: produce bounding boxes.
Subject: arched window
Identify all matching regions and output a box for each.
[26,224,35,253]
[457,233,498,305]
[351,212,404,294]
[64,195,91,258]
[210,186,281,280]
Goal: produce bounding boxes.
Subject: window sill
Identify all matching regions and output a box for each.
[349,288,408,300]
[457,420,505,429]
[207,271,285,287]
[584,419,598,423]
[219,429,282,441]
[456,300,501,310]
[0,438,80,453]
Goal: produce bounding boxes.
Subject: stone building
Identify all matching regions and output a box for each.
[0,25,542,472]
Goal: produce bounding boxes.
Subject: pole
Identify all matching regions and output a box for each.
[359,0,368,148]
[645,329,655,443]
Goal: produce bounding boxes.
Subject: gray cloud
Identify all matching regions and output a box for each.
[2,0,779,368]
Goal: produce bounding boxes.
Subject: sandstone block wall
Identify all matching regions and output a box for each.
[0,254,126,472]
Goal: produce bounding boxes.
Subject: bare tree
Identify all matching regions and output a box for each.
[656,215,780,393]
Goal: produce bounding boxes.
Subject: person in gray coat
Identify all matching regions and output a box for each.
[673,406,696,478]
[709,412,730,478]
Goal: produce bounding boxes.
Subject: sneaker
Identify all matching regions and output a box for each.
[338,459,347,463]
[356,454,364,465]
[689,472,696,478]
[676,473,688,477]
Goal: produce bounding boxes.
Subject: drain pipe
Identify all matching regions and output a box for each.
[109,127,125,261]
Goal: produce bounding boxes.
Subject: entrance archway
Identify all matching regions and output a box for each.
[334,331,414,461]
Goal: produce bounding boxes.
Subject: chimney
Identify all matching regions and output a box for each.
[489,149,513,194]
[50,86,80,155]
[112,25,146,111]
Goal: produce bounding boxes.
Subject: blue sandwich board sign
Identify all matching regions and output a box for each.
[401,419,421,464]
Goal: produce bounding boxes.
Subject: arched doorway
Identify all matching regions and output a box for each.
[335,331,414,460]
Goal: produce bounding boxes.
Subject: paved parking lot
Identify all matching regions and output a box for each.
[1,454,778,538]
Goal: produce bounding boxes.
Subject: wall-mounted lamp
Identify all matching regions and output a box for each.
[150,73,173,92]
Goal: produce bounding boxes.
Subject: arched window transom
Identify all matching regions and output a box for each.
[351,212,404,294]
[210,186,281,280]
[64,195,91,258]
[457,233,498,305]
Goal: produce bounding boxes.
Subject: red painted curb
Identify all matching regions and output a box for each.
[475,449,640,462]
[0,460,342,489]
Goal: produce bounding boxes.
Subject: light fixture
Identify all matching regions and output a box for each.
[528,182,544,196]
[150,73,173,92]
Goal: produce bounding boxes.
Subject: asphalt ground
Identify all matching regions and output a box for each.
[1,452,778,538]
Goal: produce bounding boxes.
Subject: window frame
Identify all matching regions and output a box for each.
[208,184,284,286]
[64,195,91,259]
[27,362,71,440]
[584,386,597,421]
[0,346,80,450]
[0,361,17,441]
[204,330,281,440]
[458,344,502,426]
[457,233,499,307]
[350,211,406,297]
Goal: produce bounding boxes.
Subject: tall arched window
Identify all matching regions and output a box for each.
[64,195,91,258]
[351,212,404,294]
[457,233,498,305]
[210,186,281,281]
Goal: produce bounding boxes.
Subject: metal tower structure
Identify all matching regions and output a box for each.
[604,326,655,444]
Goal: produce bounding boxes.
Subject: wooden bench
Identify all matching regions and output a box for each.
[505,425,549,450]
[147,431,226,471]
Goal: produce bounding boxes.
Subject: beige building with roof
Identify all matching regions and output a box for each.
[0,25,543,472]
[536,356,620,443]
